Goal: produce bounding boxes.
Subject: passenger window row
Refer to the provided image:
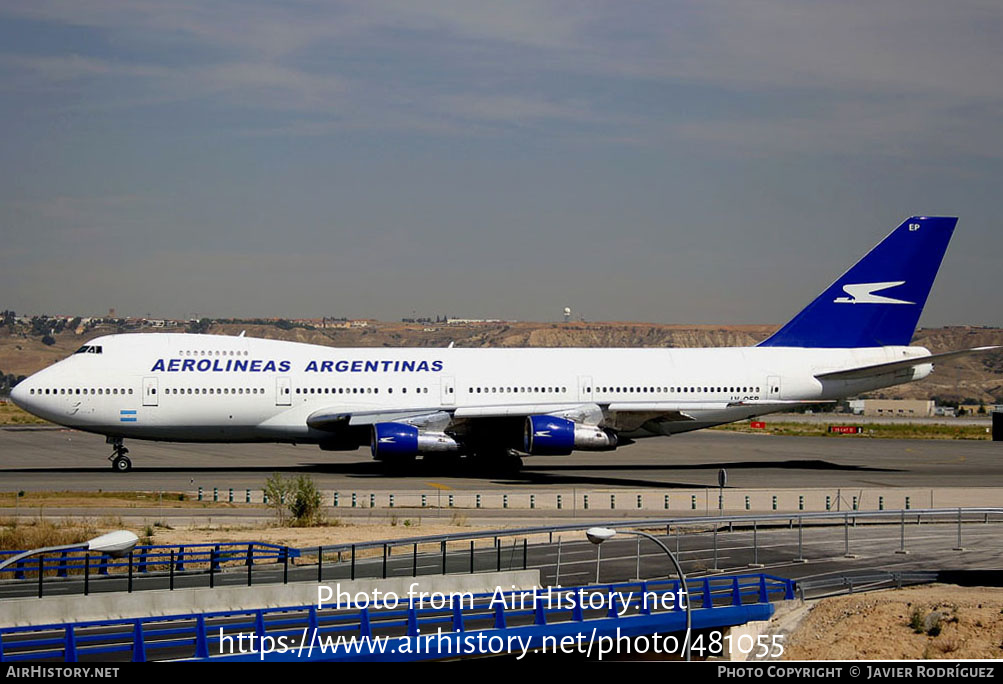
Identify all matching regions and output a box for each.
[181,350,249,357]
[30,387,131,396]
[29,383,760,400]
[470,386,567,394]
[595,385,761,394]
[295,387,431,395]
[165,387,265,395]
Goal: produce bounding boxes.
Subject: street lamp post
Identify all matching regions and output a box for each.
[0,530,140,571]
[0,531,140,595]
[586,526,691,661]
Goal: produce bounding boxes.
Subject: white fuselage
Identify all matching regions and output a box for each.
[10,333,932,448]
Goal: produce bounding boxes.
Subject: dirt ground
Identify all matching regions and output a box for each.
[132,513,576,554]
[783,585,1003,660]
[148,518,525,548]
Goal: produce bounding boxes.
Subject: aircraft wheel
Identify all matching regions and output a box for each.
[496,455,524,475]
[112,455,132,473]
[470,451,523,476]
[422,453,462,472]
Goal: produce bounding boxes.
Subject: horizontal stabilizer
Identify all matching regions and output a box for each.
[814,346,1000,381]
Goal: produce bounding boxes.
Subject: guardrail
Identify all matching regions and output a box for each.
[0,542,297,596]
[302,506,1003,556]
[294,507,1002,581]
[0,573,795,662]
[1,508,997,597]
[796,570,940,599]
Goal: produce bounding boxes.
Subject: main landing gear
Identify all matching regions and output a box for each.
[469,448,524,476]
[107,436,132,472]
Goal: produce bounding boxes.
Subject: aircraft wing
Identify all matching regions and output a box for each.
[309,403,601,431]
[307,400,738,433]
[307,409,451,431]
[814,346,1000,381]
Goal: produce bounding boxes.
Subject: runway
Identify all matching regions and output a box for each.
[1,426,1000,493]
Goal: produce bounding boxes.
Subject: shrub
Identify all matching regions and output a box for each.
[263,473,295,524]
[289,475,323,526]
[264,473,323,526]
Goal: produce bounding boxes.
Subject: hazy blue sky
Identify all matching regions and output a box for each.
[2,1,1001,326]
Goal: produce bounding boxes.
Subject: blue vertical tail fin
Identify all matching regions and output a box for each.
[757,216,956,348]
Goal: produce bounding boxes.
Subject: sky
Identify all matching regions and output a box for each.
[1,1,1001,326]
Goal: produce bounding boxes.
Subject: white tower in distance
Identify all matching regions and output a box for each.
[563,307,572,323]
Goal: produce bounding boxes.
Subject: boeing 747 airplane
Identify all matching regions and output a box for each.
[9,216,998,472]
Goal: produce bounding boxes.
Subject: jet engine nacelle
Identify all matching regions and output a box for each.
[523,415,617,456]
[371,422,459,459]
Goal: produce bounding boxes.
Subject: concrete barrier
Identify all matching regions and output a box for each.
[723,599,805,661]
[0,569,541,628]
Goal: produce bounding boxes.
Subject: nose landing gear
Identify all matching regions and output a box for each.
[107,436,132,472]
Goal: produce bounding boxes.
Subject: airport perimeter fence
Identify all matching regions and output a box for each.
[1,508,998,598]
[0,542,298,597]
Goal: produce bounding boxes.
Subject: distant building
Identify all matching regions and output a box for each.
[288,317,367,329]
[849,399,934,417]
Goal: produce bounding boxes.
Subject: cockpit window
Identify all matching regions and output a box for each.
[74,345,103,354]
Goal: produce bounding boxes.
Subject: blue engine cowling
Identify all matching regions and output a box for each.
[524,416,576,455]
[524,415,618,455]
[371,422,460,459]
[371,422,418,459]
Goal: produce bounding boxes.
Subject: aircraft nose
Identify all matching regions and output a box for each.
[9,380,28,409]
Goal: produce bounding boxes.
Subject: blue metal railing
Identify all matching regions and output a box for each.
[0,542,298,581]
[0,573,795,662]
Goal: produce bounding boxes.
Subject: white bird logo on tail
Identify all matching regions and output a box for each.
[834,281,914,305]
